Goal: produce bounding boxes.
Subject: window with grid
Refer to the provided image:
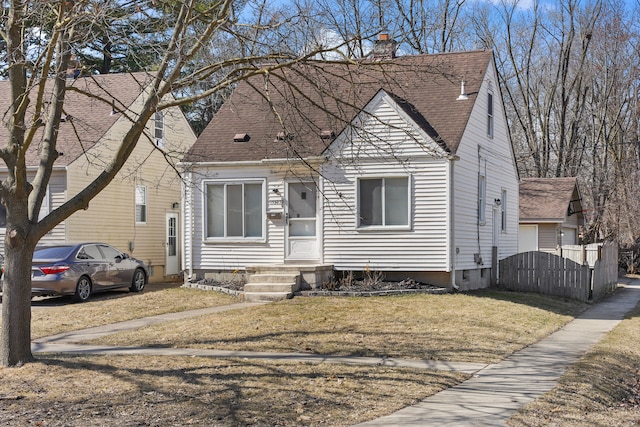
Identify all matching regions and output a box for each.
[206,182,263,238]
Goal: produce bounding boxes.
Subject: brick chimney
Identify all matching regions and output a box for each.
[371,33,397,60]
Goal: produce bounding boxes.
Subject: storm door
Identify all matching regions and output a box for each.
[285,182,319,261]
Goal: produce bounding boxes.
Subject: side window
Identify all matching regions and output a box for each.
[501,189,507,232]
[98,244,122,260]
[358,177,409,227]
[0,204,6,228]
[135,185,147,223]
[81,245,103,260]
[478,174,486,223]
[154,111,164,148]
[487,92,494,138]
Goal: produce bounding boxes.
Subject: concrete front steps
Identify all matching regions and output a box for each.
[244,265,334,302]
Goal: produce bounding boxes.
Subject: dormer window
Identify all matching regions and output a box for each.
[154,111,164,148]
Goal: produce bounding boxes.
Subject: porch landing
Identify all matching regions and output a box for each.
[244,264,334,302]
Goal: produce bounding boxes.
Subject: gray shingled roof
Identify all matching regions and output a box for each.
[0,72,154,167]
[519,177,579,222]
[185,50,493,163]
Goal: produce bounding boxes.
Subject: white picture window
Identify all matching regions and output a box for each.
[206,181,263,238]
[154,111,164,148]
[135,186,147,223]
[358,177,409,227]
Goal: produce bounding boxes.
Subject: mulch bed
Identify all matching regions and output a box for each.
[185,277,448,297]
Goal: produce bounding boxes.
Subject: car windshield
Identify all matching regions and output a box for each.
[33,246,76,260]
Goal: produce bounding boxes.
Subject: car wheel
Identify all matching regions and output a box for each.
[130,269,146,292]
[73,276,92,302]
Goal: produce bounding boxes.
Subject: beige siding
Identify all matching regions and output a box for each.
[65,96,195,281]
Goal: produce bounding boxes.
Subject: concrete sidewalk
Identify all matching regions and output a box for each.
[354,280,640,426]
[31,280,640,426]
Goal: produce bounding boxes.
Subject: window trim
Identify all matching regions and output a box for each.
[203,179,266,242]
[356,175,411,230]
[135,185,147,224]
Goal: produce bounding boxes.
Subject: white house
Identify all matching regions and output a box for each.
[181,42,519,295]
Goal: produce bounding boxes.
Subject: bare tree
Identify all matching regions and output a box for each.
[0,0,330,366]
[392,0,470,53]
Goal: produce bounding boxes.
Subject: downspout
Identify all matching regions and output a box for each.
[185,168,194,282]
[449,154,460,291]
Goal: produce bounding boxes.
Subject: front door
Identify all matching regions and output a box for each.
[166,212,179,275]
[285,181,319,261]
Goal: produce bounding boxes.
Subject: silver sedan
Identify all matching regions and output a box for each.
[30,242,148,302]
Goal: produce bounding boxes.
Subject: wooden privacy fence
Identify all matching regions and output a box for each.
[499,241,618,302]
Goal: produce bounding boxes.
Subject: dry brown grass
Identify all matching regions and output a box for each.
[29,287,239,338]
[508,305,640,427]
[92,289,587,364]
[2,286,619,427]
[0,354,467,426]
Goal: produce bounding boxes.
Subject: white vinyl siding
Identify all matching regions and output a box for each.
[320,92,451,271]
[478,174,486,223]
[453,62,519,272]
[184,167,285,272]
[323,159,449,270]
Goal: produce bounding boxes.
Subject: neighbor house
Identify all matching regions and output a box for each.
[518,177,584,253]
[0,72,197,282]
[181,40,519,295]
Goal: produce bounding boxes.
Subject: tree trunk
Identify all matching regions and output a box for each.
[0,241,36,366]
